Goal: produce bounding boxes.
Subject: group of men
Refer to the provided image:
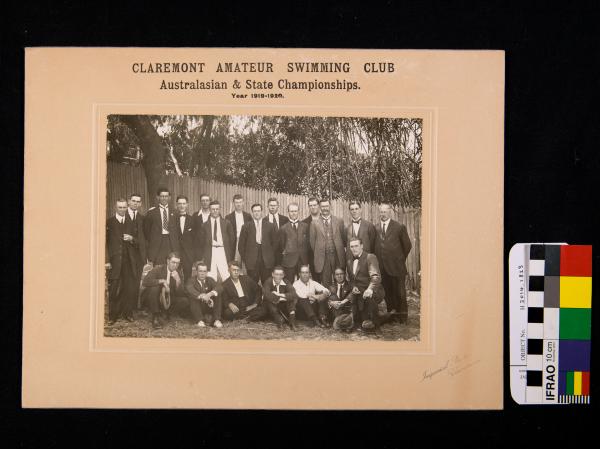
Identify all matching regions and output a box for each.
[105,188,412,334]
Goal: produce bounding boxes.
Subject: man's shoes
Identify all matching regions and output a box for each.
[374,328,384,338]
[197,320,206,328]
[213,320,223,328]
[320,316,330,328]
[152,317,162,329]
[313,317,325,328]
[124,315,134,323]
[276,322,284,330]
[289,316,297,331]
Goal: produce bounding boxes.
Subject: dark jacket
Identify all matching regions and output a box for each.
[310,215,346,271]
[143,205,180,263]
[106,216,143,280]
[328,281,353,302]
[374,219,412,277]
[174,213,196,265]
[142,264,185,296]
[225,210,252,250]
[221,275,261,306]
[279,221,310,268]
[185,275,220,300]
[200,216,236,267]
[262,277,297,305]
[346,252,380,291]
[238,219,277,270]
[345,218,377,256]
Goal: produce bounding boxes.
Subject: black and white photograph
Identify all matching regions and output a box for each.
[104,114,422,340]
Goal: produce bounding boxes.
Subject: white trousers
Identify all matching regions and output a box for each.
[209,247,230,282]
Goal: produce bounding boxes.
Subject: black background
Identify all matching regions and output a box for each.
[2,1,598,447]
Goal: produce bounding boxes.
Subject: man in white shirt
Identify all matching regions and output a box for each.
[185,261,222,328]
[265,197,289,264]
[200,201,235,282]
[293,265,331,328]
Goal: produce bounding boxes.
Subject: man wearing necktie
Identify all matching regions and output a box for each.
[279,202,310,283]
[309,198,346,286]
[264,197,289,264]
[328,268,354,331]
[238,203,276,284]
[143,187,180,265]
[142,252,185,329]
[374,203,412,324]
[175,195,196,280]
[185,261,223,328]
[346,237,384,335]
[345,201,377,258]
[106,199,142,324]
[125,193,146,308]
[225,194,252,264]
[200,201,235,282]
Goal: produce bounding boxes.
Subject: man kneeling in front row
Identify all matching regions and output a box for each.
[142,252,186,329]
[262,266,298,330]
[293,265,331,328]
[221,260,262,321]
[185,260,223,328]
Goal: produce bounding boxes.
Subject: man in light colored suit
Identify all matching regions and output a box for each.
[309,198,346,286]
[200,201,236,282]
[345,201,377,257]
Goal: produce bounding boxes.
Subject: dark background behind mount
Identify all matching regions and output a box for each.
[2,1,598,447]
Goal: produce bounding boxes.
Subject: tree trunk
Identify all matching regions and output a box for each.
[120,115,167,204]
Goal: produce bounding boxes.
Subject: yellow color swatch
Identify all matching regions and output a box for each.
[574,371,582,395]
[560,276,592,308]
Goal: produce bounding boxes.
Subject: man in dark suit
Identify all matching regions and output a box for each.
[185,260,222,328]
[239,203,276,284]
[345,201,377,258]
[347,237,385,334]
[141,252,185,329]
[374,204,412,324]
[309,199,346,286]
[192,193,211,263]
[265,197,289,264]
[174,195,196,280]
[143,187,180,265]
[106,199,144,324]
[328,267,354,331]
[262,266,298,330]
[221,260,262,321]
[200,201,235,282]
[225,193,252,263]
[279,202,310,283]
[125,193,146,308]
[302,197,321,278]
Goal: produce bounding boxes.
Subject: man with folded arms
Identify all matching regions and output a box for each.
[347,237,385,335]
[262,266,298,330]
[142,252,185,329]
[185,260,223,328]
[293,265,331,328]
[221,260,262,321]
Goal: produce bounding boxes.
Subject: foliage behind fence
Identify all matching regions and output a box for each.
[107,162,421,291]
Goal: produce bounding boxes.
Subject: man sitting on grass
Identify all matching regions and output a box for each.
[262,266,298,330]
[185,260,223,328]
[221,260,262,321]
[328,267,354,332]
[141,252,186,329]
[292,265,331,328]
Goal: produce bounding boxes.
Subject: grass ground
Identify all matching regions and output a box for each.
[104,292,420,341]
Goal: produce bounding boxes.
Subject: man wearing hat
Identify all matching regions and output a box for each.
[141,252,185,329]
[346,237,385,335]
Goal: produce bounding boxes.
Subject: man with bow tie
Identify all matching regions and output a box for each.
[174,195,196,280]
[143,187,180,265]
[345,201,377,258]
[346,237,385,335]
[279,202,310,283]
[106,198,143,324]
[374,203,412,324]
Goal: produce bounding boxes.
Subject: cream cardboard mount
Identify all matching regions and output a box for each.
[23,48,504,409]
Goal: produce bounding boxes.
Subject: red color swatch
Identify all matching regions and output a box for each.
[560,245,592,277]
[581,371,590,395]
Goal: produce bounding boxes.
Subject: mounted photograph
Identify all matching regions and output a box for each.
[104,114,422,341]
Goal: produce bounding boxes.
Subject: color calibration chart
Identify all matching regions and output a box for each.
[510,243,592,404]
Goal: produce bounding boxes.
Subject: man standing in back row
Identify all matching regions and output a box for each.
[374,203,412,324]
[310,198,346,286]
[225,193,252,263]
[265,197,289,264]
[201,201,235,282]
[279,203,310,283]
[143,187,180,265]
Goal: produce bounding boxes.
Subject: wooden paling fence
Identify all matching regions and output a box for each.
[107,162,421,291]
